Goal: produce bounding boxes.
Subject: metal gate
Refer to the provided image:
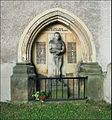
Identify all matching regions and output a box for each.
[36,76,88,101]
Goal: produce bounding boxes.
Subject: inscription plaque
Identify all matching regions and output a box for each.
[36,42,46,64]
[67,42,76,63]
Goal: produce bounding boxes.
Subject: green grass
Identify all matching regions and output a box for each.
[0,100,111,120]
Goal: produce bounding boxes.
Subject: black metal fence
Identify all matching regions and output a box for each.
[36,76,88,101]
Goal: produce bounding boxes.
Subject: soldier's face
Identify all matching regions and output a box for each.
[54,33,60,41]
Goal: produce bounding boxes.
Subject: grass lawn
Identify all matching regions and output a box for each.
[0,100,111,120]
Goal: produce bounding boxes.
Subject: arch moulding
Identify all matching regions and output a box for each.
[18,8,96,63]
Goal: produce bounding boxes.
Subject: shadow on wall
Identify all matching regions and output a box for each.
[104,63,111,104]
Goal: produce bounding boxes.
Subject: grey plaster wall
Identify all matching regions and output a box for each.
[1,1,111,71]
[1,63,15,101]
[1,1,111,101]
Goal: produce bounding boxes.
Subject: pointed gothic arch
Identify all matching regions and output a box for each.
[18,8,96,63]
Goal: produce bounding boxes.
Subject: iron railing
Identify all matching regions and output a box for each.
[36,76,88,101]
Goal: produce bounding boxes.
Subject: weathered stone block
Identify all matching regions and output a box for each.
[79,62,104,100]
[11,63,36,101]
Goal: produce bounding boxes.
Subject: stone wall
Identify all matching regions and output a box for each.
[1,1,111,101]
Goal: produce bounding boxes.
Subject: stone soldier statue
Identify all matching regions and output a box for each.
[49,32,65,77]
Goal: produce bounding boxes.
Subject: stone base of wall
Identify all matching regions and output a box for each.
[11,63,37,101]
[78,62,104,100]
[11,62,104,101]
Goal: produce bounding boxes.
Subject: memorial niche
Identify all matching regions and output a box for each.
[32,23,81,78]
[11,9,98,101]
[33,25,80,99]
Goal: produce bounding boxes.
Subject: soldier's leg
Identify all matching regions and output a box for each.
[54,57,58,77]
[58,56,63,77]
[56,57,59,77]
[53,56,56,76]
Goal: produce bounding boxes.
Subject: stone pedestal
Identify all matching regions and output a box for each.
[11,63,37,101]
[78,62,104,100]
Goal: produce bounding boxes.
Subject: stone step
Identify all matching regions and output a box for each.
[79,68,102,74]
[80,65,102,71]
[80,63,102,69]
[13,64,36,74]
[79,72,104,76]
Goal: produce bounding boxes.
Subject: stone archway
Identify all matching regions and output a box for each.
[18,8,96,63]
[12,8,102,101]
